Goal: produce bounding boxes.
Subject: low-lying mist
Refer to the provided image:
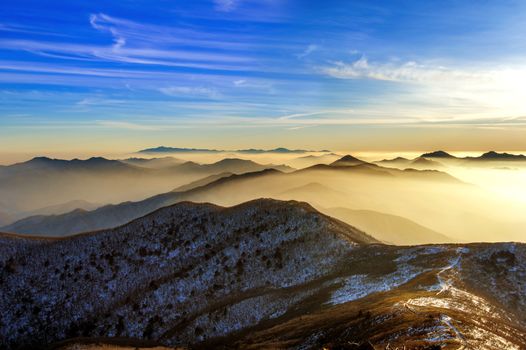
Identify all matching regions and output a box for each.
[1,151,525,244]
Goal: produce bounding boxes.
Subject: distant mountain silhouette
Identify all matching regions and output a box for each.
[0,156,138,175]
[1,169,284,236]
[0,156,293,215]
[237,147,330,154]
[408,157,444,169]
[330,154,368,166]
[377,156,411,164]
[287,153,342,169]
[139,146,329,154]
[2,161,463,236]
[172,158,294,174]
[472,151,526,161]
[419,150,526,163]
[420,150,457,159]
[139,146,222,153]
[20,200,100,218]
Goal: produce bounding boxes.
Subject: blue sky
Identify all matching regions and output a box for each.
[1,0,526,155]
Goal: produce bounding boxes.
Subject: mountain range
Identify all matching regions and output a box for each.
[1,155,464,238]
[0,156,293,217]
[139,146,330,154]
[1,199,524,349]
[375,150,526,171]
[421,150,526,161]
[1,152,524,243]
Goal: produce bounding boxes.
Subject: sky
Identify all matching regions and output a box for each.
[1,0,526,159]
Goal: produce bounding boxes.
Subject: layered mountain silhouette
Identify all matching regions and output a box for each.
[1,169,283,236]
[408,157,444,168]
[420,150,457,159]
[419,150,526,163]
[468,151,526,161]
[2,158,463,236]
[139,146,328,154]
[376,156,444,170]
[1,199,524,349]
[286,153,342,168]
[173,158,293,175]
[0,156,292,215]
[376,150,526,170]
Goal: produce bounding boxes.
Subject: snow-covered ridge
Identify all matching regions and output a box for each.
[0,198,373,349]
[1,201,525,349]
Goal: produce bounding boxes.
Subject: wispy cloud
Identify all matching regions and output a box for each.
[321,57,489,83]
[89,14,126,50]
[213,0,240,12]
[232,78,275,93]
[96,120,160,131]
[0,13,258,72]
[297,44,318,59]
[76,97,127,106]
[159,86,221,99]
[321,57,526,120]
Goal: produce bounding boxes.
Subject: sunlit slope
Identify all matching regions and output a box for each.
[230,244,526,350]
[323,207,452,245]
[275,184,452,245]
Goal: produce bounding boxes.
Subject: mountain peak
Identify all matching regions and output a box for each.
[420,150,456,158]
[479,151,526,160]
[26,156,55,164]
[331,154,366,166]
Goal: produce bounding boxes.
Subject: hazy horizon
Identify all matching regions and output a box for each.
[3,148,526,165]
